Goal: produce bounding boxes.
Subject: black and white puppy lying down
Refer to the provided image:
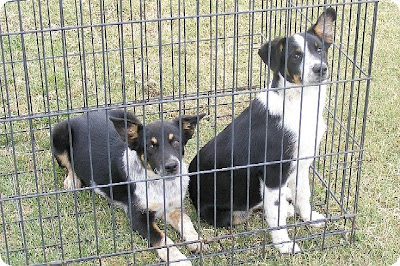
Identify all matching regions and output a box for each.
[52,110,205,265]
[189,8,336,254]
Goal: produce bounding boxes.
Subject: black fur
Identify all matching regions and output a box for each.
[188,8,336,233]
[189,100,295,227]
[52,110,204,254]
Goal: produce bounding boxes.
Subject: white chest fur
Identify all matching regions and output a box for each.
[123,149,189,217]
[256,82,327,161]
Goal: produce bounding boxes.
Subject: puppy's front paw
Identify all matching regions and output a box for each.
[170,260,192,266]
[63,172,82,190]
[304,211,325,227]
[187,240,208,254]
[275,242,301,254]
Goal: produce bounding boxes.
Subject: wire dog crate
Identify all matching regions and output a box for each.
[0,0,378,264]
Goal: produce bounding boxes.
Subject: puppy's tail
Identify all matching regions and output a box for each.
[51,120,73,168]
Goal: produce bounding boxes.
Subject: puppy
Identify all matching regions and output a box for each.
[52,109,205,265]
[189,8,336,254]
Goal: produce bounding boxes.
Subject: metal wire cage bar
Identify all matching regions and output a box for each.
[0,0,377,264]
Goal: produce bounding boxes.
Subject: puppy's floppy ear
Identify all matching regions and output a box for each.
[174,113,206,145]
[308,7,336,46]
[258,37,285,73]
[110,115,143,147]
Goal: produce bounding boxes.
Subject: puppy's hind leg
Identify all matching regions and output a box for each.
[56,152,82,190]
[52,121,82,190]
[63,170,82,190]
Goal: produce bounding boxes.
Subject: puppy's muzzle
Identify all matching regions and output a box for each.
[312,63,328,80]
[164,160,179,175]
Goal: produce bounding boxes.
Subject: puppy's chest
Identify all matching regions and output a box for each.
[260,87,327,159]
[123,149,190,214]
[283,90,326,158]
[134,177,189,213]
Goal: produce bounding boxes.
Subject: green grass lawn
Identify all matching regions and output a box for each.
[0,0,399,265]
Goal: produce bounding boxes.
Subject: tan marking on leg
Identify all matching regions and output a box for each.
[152,222,165,239]
[152,223,190,265]
[56,152,70,169]
[57,152,81,190]
[167,209,208,254]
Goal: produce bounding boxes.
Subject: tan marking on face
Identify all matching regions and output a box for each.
[151,137,157,144]
[286,69,302,85]
[293,73,302,85]
[168,133,174,141]
[296,48,301,53]
[315,42,318,47]
[279,43,284,52]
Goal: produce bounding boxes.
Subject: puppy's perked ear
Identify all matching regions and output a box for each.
[258,37,286,73]
[110,115,143,147]
[174,113,206,145]
[309,7,336,45]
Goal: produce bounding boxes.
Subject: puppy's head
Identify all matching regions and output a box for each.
[111,113,205,177]
[258,7,336,85]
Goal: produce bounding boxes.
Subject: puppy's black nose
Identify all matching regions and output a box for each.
[164,161,178,174]
[312,64,328,76]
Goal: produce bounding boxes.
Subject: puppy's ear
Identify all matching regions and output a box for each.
[110,116,143,148]
[174,113,206,145]
[308,7,336,46]
[258,37,285,73]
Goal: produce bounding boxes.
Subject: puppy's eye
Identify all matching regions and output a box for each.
[172,140,180,148]
[292,53,302,60]
[148,144,156,150]
[317,47,322,54]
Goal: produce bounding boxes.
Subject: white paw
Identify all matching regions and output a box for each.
[303,211,325,227]
[275,242,301,254]
[63,173,81,190]
[187,241,208,254]
[157,238,191,266]
[287,204,295,218]
[170,260,192,266]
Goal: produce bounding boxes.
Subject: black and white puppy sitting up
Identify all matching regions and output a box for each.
[189,8,336,254]
[52,110,205,265]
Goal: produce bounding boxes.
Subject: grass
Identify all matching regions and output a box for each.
[0,0,399,265]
